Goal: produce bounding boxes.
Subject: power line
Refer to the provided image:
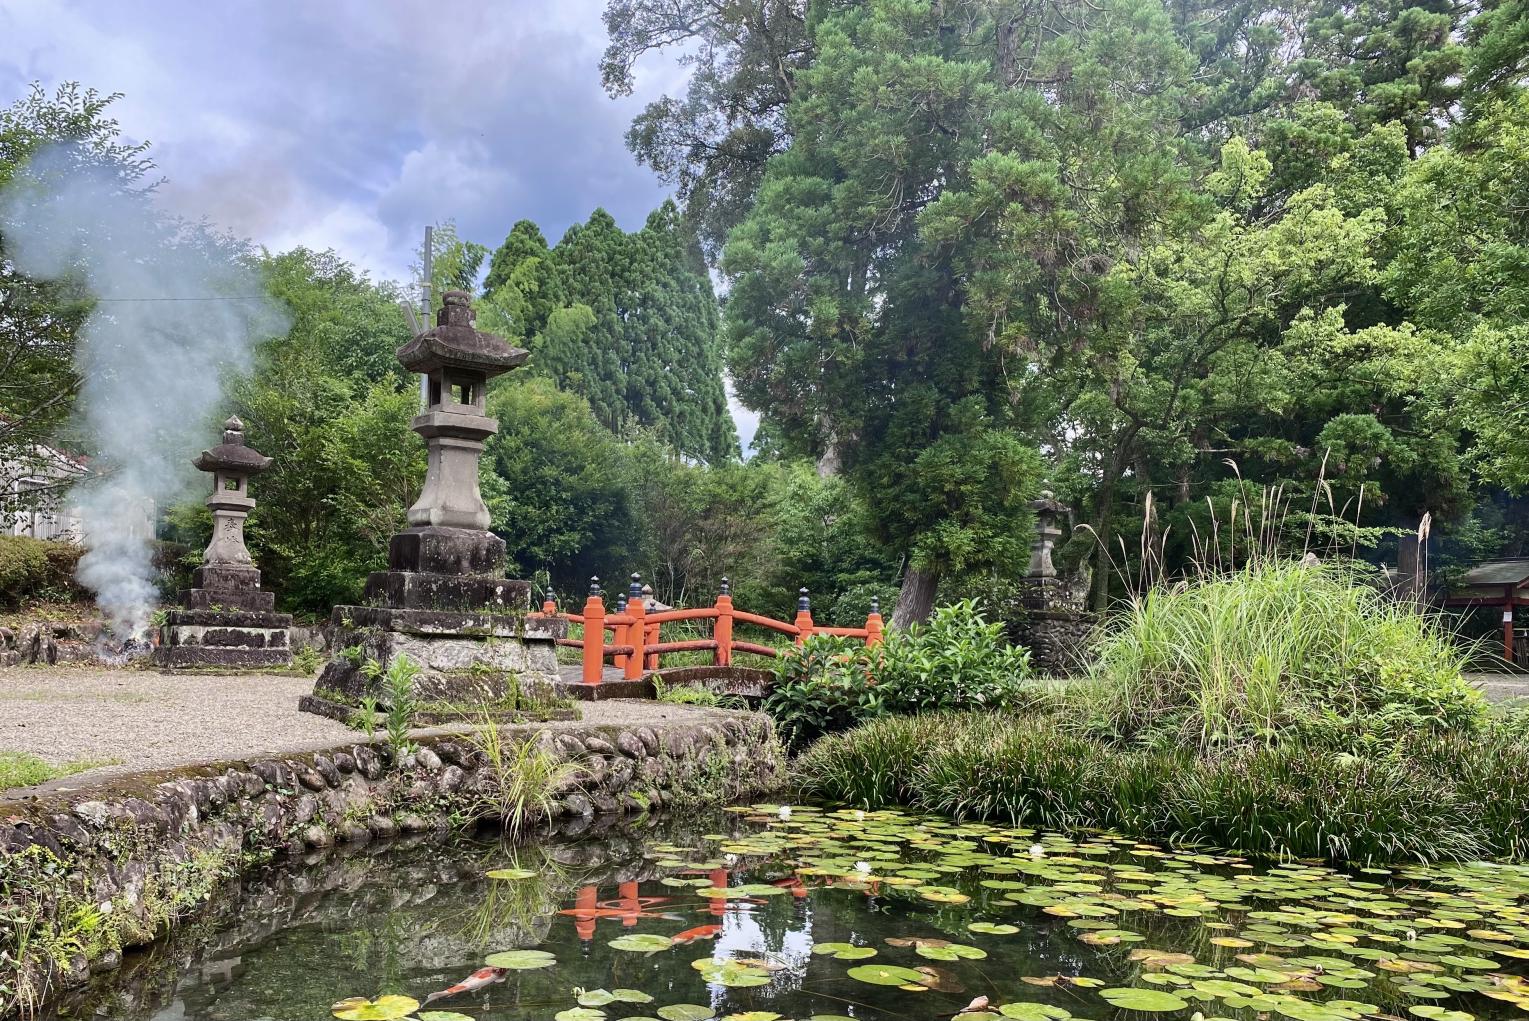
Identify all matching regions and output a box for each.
[87,295,270,302]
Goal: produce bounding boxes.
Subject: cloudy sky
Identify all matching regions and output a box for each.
[1,0,761,446]
[1,0,682,280]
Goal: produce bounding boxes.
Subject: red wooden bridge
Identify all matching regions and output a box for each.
[543,574,883,686]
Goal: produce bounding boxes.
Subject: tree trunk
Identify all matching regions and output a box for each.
[891,566,940,629]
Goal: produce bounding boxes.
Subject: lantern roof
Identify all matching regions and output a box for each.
[193,415,272,474]
[396,290,528,378]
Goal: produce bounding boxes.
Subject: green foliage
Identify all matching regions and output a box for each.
[653,680,744,709]
[0,535,82,606]
[0,84,152,496]
[1085,560,1486,752]
[465,723,585,835]
[381,655,420,758]
[0,751,106,793]
[764,601,1033,750]
[794,712,1529,864]
[487,203,737,462]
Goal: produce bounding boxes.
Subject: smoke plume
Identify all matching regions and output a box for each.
[2,146,286,637]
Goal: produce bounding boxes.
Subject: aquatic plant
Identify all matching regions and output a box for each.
[381,654,420,757]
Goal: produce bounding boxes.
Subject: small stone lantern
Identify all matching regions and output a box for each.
[190,415,273,607]
[1027,490,1065,579]
[155,416,292,668]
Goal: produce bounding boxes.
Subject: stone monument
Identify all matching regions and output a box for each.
[1007,491,1095,676]
[155,416,293,668]
[304,291,563,716]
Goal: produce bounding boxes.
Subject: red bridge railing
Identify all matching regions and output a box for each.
[544,574,884,685]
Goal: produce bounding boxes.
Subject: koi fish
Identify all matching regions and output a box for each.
[671,924,722,944]
[423,966,507,1004]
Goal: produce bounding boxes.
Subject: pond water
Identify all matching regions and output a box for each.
[53,805,1529,1021]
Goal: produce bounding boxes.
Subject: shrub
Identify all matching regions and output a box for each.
[1086,560,1484,752]
[765,601,1032,750]
[0,535,82,607]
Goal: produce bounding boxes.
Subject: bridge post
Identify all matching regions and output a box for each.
[542,587,557,615]
[865,595,884,646]
[613,589,629,671]
[714,577,733,667]
[643,583,660,670]
[794,588,814,646]
[625,574,647,680]
[581,577,605,684]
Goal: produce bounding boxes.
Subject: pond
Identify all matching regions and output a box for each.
[50,805,1529,1021]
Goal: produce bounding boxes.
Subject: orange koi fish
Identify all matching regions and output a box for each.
[671,924,722,944]
[423,966,507,1004]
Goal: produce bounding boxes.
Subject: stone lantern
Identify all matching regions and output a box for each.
[1027,491,1065,579]
[1008,489,1094,677]
[155,416,292,668]
[303,291,564,720]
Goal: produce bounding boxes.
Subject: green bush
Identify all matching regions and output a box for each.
[794,711,1529,864]
[0,535,82,607]
[1085,560,1485,752]
[764,600,1033,750]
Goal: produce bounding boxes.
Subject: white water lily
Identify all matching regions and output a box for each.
[778,806,792,820]
[724,853,739,867]
[1028,843,1046,858]
[854,861,872,874]
[852,809,865,821]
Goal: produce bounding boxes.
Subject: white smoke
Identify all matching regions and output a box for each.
[1,146,287,638]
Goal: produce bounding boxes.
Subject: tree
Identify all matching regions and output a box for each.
[0,83,152,522]
[509,203,737,462]
[228,248,420,613]
[481,376,639,591]
[601,0,815,256]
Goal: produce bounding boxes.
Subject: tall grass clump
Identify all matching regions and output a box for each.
[1086,560,1484,752]
[794,712,1527,864]
[467,723,585,836]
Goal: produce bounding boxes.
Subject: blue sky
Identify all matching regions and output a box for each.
[1,0,760,447]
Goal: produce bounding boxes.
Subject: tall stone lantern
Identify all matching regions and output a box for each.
[155,416,293,668]
[303,291,565,720]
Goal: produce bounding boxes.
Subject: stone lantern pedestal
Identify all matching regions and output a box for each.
[303,292,563,721]
[155,417,292,669]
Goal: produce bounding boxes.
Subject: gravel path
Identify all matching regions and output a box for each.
[0,667,713,784]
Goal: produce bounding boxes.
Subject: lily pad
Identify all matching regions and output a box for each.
[811,942,877,960]
[331,996,421,1021]
[657,1007,714,1021]
[609,934,675,953]
[1100,988,1191,1012]
[484,949,556,970]
[847,964,929,986]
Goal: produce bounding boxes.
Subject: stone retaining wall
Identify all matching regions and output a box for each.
[0,709,784,1016]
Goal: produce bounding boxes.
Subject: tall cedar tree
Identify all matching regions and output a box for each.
[486,202,737,463]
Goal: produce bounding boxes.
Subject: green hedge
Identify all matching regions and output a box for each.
[0,535,82,606]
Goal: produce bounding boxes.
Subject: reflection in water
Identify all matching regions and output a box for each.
[49,807,1529,1021]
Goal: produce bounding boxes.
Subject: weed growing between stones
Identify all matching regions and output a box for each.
[466,722,586,836]
[0,841,239,1017]
[381,655,420,758]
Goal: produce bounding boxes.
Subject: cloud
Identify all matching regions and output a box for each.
[0,0,676,282]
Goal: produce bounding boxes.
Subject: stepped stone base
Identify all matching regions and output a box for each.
[154,608,292,670]
[314,605,564,708]
[179,565,275,612]
[360,527,526,610]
